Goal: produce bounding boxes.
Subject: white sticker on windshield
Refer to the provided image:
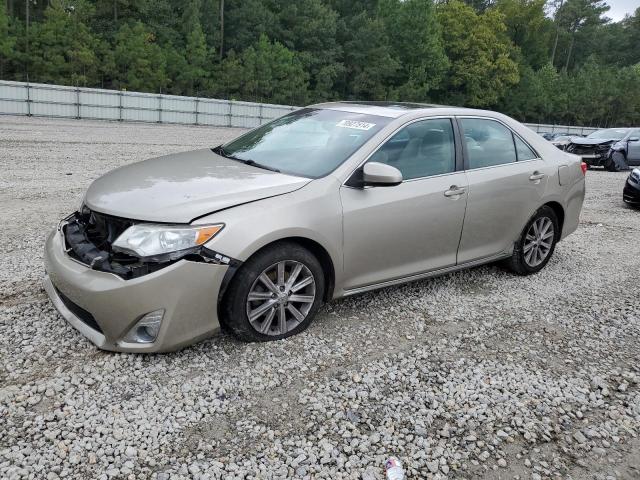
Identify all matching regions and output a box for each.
[336,119,376,131]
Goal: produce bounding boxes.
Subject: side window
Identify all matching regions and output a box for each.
[514,135,537,161]
[461,118,517,169]
[369,118,455,180]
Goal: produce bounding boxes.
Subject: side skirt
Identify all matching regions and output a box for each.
[341,252,510,297]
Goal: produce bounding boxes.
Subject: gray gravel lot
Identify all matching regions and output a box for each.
[1,115,639,480]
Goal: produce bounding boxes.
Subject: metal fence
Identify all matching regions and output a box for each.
[523,123,598,136]
[0,80,298,128]
[0,79,601,135]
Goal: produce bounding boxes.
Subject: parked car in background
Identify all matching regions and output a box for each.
[607,129,640,172]
[550,135,577,151]
[43,102,586,352]
[623,168,640,206]
[566,128,638,171]
[542,132,575,141]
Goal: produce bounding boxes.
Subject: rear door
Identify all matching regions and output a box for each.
[340,117,468,290]
[456,117,548,264]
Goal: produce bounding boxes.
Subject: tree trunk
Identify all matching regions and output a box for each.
[563,31,575,73]
[25,0,29,81]
[550,30,559,66]
[219,0,224,61]
[550,0,564,66]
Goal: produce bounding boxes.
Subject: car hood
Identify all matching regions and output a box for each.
[84,149,311,223]
[570,137,617,145]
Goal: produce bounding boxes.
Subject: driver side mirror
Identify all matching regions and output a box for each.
[345,162,403,188]
[360,162,403,187]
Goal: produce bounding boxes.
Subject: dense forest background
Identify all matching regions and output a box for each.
[0,0,639,126]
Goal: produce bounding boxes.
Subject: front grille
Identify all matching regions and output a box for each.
[55,287,103,333]
[61,208,190,280]
[82,209,135,252]
[63,209,146,277]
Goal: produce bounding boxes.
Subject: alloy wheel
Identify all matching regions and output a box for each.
[245,260,316,336]
[523,216,554,267]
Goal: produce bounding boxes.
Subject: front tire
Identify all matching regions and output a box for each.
[222,242,325,342]
[505,206,559,275]
[605,152,628,172]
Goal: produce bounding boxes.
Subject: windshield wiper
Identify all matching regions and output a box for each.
[212,146,280,173]
[241,159,281,173]
[212,145,231,157]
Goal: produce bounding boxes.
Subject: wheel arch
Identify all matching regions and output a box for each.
[543,201,565,240]
[217,236,336,325]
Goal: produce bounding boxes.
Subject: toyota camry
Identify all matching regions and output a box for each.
[44,102,586,352]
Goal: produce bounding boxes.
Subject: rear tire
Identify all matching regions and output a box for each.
[505,206,559,276]
[222,242,325,342]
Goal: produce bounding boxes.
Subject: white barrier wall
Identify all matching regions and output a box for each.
[0,80,602,134]
[0,80,298,128]
[524,123,598,136]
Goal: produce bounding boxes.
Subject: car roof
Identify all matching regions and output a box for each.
[309,101,485,119]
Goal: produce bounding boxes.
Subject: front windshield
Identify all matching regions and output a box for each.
[220,108,391,178]
[587,128,628,140]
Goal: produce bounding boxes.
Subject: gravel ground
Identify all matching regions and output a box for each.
[0,115,639,480]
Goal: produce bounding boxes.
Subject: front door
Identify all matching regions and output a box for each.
[627,131,640,165]
[340,118,468,290]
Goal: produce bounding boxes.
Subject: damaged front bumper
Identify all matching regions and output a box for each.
[566,144,612,167]
[623,174,640,206]
[43,212,236,352]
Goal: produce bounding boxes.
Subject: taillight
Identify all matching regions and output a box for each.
[581,162,588,175]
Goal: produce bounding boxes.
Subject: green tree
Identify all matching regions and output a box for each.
[270,0,343,101]
[171,0,211,95]
[436,0,519,107]
[499,63,565,123]
[25,0,101,85]
[0,0,639,126]
[341,13,399,100]
[379,0,448,101]
[612,65,640,126]
[495,0,552,69]
[462,0,495,12]
[223,0,277,55]
[216,34,309,105]
[0,1,15,77]
[112,21,168,91]
[597,7,640,66]
[555,0,609,71]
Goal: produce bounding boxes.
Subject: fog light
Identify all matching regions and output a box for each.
[122,309,165,344]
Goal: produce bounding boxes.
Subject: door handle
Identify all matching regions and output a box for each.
[444,185,466,197]
[529,171,545,181]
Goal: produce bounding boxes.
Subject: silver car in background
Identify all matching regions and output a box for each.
[44,102,586,352]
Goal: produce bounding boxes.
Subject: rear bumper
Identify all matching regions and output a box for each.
[559,178,586,240]
[44,230,228,352]
[623,180,640,206]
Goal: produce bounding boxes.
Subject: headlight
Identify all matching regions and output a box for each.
[611,141,625,151]
[112,223,224,257]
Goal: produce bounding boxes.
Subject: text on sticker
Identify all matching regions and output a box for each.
[336,119,376,131]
